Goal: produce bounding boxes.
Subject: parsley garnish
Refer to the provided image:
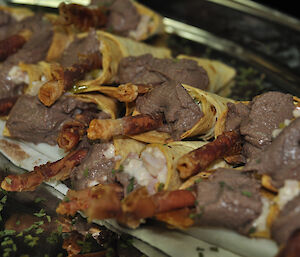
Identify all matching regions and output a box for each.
[194,178,202,184]
[33,208,46,218]
[157,183,165,192]
[34,197,46,203]
[83,168,89,178]
[127,177,135,194]
[210,246,218,252]
[241,190,252,197]
[5,177,12,185]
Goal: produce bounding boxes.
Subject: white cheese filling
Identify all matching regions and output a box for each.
[7,65,29,85]
[122,147,168,194]
[251,197,270,233]
[277,180,300,210]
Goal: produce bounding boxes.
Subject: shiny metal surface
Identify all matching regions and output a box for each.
[8,0,90,8]
[163,17,300,96]
[206,0,300,32]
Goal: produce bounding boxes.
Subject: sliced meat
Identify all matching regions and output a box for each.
[194,168,262,235]
[136,80,203,139]
[271,194,300,245]
[244,117,300,189]
[71,142,116,190]
[6,95,100,145]
[118,54,209,90]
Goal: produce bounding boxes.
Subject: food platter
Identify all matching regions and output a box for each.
[0,0,300,257]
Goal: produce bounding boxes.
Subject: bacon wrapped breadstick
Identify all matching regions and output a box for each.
[128,83,235,144]
[57,121,86,151]
[57,0,163,41]
[0,96,19,116]
[119,187,196,228]
[56,184,195,228]
[58,3,107,31]
[177,131,242,179]
[0,29,32,62]
[39,52,103,106]
[88,114,163,140]
[56,183,123,220]
[37,30,170,106]
[1,148,88,192]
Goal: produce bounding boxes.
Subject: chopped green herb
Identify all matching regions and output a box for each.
[106,248,115,257]
[112,165,124,175]
[157,183,165,192]
[47,232,60,244]
[77,240,92,254]
[249,226,256,234]
[5,177,12,185]
[83,168,89,178]
[35,227,44,235]
[210,246,219,252]
[194,178,202,184]
[57,224,63,234]
[63,196,70,202]
[279,122,285,129]
[0,230,16,237]
[127,177,135,194]
[241,190,252,197]
[24,234,39,247]
[15,220,20,225]
[33,208,46,218]
[219,181,233,190]
[46,215,52,223]
[34,197,46,203]
[1,195,7,203]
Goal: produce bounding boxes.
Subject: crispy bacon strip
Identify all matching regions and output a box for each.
[56,184,123,220]
[177,131,242,179]
[1,148,88,192]
[58,3,107,31]
[87,114,163,140]
[57,121,86,151]
[118,187,196,228]
[276,230,300,257]
[0,96,19,116]
[39,52,102,106]
[0,29,31,61]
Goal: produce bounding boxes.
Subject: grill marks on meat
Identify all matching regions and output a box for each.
[118,54,209,90]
